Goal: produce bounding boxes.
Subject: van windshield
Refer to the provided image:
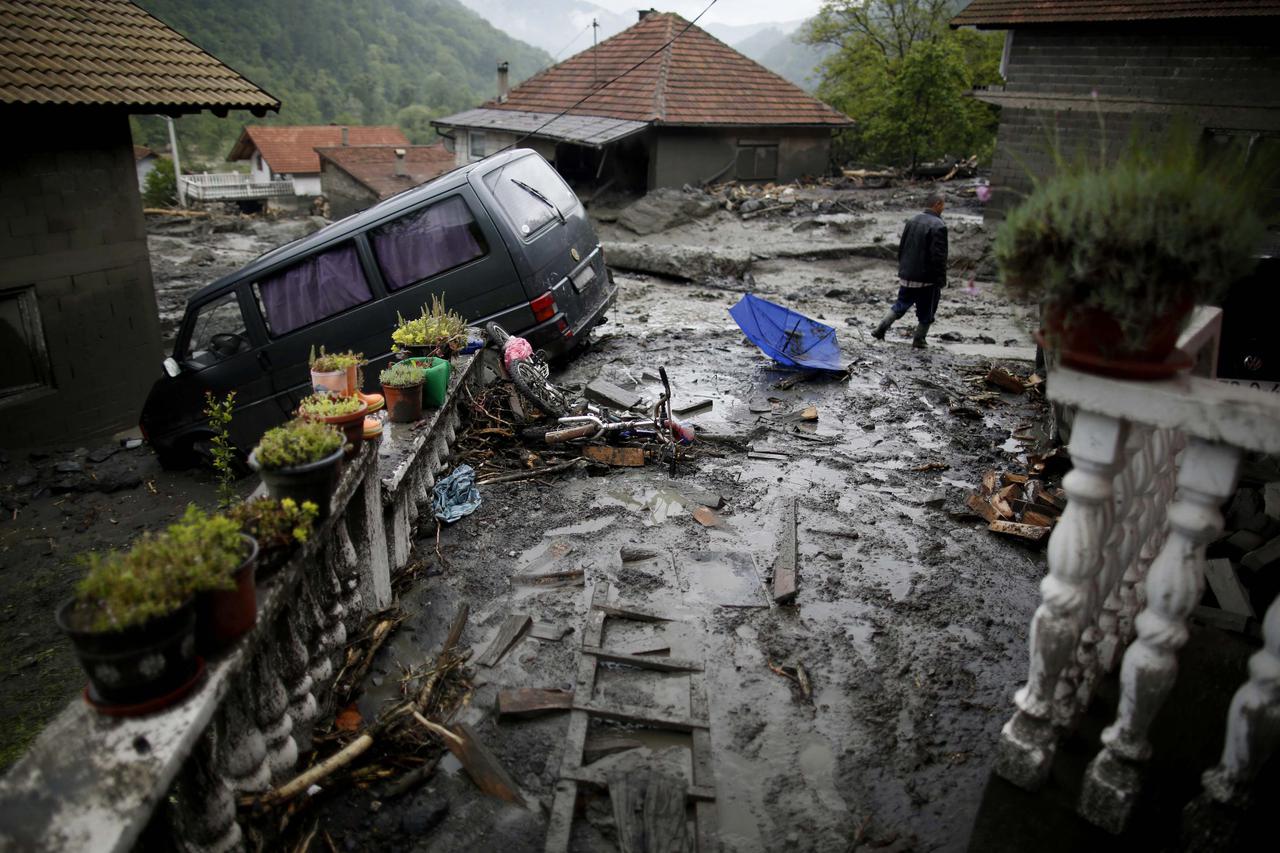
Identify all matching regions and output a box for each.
[483,156,577,239]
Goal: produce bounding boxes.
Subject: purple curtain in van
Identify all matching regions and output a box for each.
[258,243,372,335]
[371,195,486,291]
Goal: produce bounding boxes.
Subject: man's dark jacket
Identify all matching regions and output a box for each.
[897,210,948,287]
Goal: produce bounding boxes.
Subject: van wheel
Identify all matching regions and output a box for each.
[191,437,250,477]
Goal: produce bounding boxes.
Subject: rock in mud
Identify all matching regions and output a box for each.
[603,241,751,282]
[618,187,719,235]
[187,247,216,266]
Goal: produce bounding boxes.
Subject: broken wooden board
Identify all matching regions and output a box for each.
[746,451,790,462]
[771,496,799,604]
[988,520,1050,544]
[530,621,571,642]
[581,645,703,673]
[583,735,643,764]
[1192,604,1249,635]
[673,398,714,417]
[1000,472,1029,486]
[497,688,574,718]
[980,470,999,495]
[677,551,769,608]
[1204,558,1254,618]
[582,445,645,467]
[593,600,673,623]
[572,700,710,731]
[986,365,1027,394]
[440,722,527,806]
[692,506,722,528]
[565,766,716,801]
[673,483,724,509]
[1020,510,1057,529]
[476,614,532,667]
[585,378,641,411]
[511,568,585,588]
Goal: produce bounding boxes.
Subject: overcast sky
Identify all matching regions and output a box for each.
[591,1,826,27]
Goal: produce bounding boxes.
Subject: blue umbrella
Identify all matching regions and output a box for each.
[729,293,845,373]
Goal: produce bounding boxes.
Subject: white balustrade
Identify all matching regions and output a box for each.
[994,308,1280,836]
[0,351,483,850]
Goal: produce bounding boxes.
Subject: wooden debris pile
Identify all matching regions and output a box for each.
[966,469,1065,545]
[966,363,1044,397]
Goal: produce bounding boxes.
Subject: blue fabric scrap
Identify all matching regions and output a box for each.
[432,464,482,523]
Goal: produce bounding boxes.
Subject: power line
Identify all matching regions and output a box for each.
[547,22,594,65]
[495,0,721,156]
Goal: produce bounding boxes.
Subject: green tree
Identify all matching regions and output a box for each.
[805,0,1002,167]
[396,104,439,144]
[142,157,177,207]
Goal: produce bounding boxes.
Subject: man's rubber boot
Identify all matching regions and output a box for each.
[912,322,931,348]
[871,309,902,341]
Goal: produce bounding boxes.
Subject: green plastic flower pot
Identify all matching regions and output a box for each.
[402,357,451,407]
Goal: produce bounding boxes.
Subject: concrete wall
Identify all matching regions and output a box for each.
[0,106,163,448]
[649,127,832,189]
[290,175,323,198]
[452,129,555,167]
[319,162,378,220]
[985,22,1280,221]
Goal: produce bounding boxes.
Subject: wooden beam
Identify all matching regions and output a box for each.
[497,688,574,718]
[562,766,716,802]
[771,496,798,603]
[572,701,709,731]
[435,722,526,806]
[476,614,532,667]
[580,646,703,673]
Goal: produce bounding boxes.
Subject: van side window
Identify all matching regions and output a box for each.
[483,155,578,239]
[184,292,248,363]
[255,242,373,336]
[369,195,488,291]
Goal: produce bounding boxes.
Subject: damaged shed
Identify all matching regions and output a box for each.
[433,10,854,192]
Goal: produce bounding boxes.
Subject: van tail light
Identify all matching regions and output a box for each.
[531,291,556,323]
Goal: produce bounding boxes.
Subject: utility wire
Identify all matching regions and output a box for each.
[547,22,594,66]
[492,0,721,156]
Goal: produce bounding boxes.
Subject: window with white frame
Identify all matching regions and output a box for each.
[469,131,486,159]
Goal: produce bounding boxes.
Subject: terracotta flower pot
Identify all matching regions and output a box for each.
[1043,298,1195,380]
[382,381,424,423]
[299,400,369,459]
[196,535,259,653]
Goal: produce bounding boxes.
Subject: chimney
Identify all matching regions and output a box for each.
[638,8,655,21]
[394,148,407,177]
[341,126,349,146]
[497,62,510,102]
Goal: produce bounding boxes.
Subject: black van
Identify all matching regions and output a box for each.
[140,149,616,468]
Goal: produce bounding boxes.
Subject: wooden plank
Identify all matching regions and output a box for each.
[966,493,999,523]
[1000,472,1029,485]
[530,621,570,641]
[476,614,532,667]
[610,771,646,853]
[1204,558,1255,617]
[512,569,586,588]
[583,735,644,764]
[1020,510,1057,529]
[988,520,1050,544]
[441,722,526,806]
[545,780,577,853]
[1192,604,1249,634]
[644,772,690,853]
[572,701,709,731]
[582,445,646,467]
[563,766,717,802]
[594,602,673,623]
[581,646,703,673]
[497,688,574,718]
[771,496,799,604]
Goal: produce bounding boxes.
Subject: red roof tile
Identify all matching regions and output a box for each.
[488,12,851,127]
[953,0,1280,26]
[133,144,155,161]
[228,125,410,175]
[316,144,457,199]
[0,0,278,111]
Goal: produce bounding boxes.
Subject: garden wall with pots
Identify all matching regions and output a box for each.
[0,351,484,852]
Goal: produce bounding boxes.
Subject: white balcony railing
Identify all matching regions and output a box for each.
[180,173,295,202]
[995,307,1280,836]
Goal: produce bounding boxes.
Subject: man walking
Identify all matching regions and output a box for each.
[871,190,948,348]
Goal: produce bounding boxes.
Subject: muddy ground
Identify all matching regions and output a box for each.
[0,187,1050,853]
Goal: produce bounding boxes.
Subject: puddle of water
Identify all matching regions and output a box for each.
[599,487,689,526]
[544,515,618,537]
[854,554,916,602]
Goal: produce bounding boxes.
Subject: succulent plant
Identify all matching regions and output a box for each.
[309,345,364,373]
[298,393,365,418]
[380,362,425,387]
[253,419,344,470]
[391,293,467,350]
[229,497,318,551]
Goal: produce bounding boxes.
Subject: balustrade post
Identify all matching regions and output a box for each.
[996,410,1128,790]
[166,732,242,853]
[214,682,271,794]
[1079,438,1241,833]
[251,642,298,783]
[335,515,364,618]
[280,606,318,753]
[388,491,411,571]
[354,476,392,609]
[1117,428,1157,649]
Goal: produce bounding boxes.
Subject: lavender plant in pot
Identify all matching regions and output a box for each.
[995,132,1268,379]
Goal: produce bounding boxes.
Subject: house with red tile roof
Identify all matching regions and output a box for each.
[952,0,1280,222]
[433,10,853,191]
[0,0,277,447]
[227,125,409,197]
[316,143,457,218]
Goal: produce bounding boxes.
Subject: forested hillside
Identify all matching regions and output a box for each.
[133,0,550,163]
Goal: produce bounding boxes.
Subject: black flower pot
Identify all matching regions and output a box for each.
[57,597,199,707]
[248,445,344,520]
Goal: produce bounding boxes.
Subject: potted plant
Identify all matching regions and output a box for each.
[249,419,345,519]
[309,346,364,397]
[391,294,468,360]
[229,497,319,578]
[297,393,369,458]
[380,362,425,423]
[995,133,1265,378]
[57,506,255,709]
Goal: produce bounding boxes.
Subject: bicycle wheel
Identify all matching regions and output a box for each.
[485,321,510,348]
[509,358,570,417]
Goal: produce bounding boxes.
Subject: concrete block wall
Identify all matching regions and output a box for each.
[985,22,1280,223]
[0,106,163,448]
[650,127,832,189]
[319,162,378,220]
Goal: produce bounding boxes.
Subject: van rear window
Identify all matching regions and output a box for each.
[370,195,487,291]
[482,155,577,239]
[255,242,372,336]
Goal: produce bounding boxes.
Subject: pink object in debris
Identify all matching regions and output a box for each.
[975,184,992,203]
[503,336,534,370]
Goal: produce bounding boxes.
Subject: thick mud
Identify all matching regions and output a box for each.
[319,246,1049,851]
